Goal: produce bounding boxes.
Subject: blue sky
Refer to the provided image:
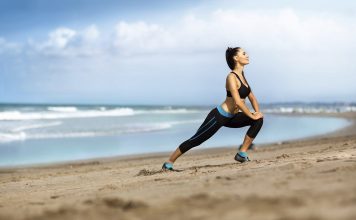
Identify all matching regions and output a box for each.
[1,0,356,105]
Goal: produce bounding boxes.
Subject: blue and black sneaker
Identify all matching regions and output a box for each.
[234,151,250,163]
[162,162,174,171]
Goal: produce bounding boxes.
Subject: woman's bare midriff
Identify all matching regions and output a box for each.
[220,97,245,114]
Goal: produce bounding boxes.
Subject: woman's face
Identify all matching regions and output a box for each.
[234,48,249,66]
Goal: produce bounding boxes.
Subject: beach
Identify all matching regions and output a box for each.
[0,112,355,220]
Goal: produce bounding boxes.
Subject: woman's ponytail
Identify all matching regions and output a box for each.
[225,47,240,70]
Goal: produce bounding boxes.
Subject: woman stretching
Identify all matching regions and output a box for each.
[162,47,264,171]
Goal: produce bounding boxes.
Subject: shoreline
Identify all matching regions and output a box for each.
[260,111,356,142]
[1,112,355,220]
[0,111,355,171]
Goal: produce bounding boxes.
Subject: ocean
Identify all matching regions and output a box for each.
[0,102,354,167]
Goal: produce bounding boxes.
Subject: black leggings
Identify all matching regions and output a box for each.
[179,106,263,154]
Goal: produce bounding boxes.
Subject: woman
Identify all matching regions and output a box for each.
[162,47,264,171]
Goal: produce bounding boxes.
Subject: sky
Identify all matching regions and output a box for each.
[0,0,356,106]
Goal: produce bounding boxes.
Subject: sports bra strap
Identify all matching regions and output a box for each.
[230,71,241,79]
[231,71,248,87]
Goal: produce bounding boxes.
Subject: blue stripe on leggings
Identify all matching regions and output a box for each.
[196,117,215,133]
[188,119,217,141]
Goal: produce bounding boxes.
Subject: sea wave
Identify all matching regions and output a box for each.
[135,108,201,114]
[0,119,201,143]
[0,132,27,143]
[264,106,356,114]
[11,121,63,132]
[47,106,78,112]
[0,107,202,121]
[0,108,135,121]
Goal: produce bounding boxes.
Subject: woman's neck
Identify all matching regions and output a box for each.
[232,65,244,75]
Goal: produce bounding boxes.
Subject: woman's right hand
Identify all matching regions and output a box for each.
[252,112,264,120]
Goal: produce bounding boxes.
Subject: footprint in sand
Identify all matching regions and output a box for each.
[277,163,295,171]
[28,202,45,205]
[154,178,171,182]
[136,168,184,177]
[83,197,148,210]
[276,154,290,159]
[317,152,354,162]
[102,197,147,210]
[215,176,234,181]
[98,184,119,191]
[135,169,163,176]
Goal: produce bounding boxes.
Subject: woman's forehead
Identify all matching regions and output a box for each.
[238,48,246,53]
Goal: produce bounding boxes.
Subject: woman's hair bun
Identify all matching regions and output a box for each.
[225,46,241,70]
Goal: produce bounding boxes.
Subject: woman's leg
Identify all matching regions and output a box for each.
[240,134,254,152]
[224,112,263,152]
[166,108,224,164]
[167,147,182,163]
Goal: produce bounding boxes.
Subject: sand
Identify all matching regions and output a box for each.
[0,112,356,220]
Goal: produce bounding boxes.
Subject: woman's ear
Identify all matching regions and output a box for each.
[233,55,238,63]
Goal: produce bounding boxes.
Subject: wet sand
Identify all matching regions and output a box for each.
[0,112,355,220]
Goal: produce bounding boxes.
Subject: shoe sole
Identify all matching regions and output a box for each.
[234,154,249,163]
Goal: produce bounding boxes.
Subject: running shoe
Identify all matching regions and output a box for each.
[162,162,174,171]
[234,151,250,163]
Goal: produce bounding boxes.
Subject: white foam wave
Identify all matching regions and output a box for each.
[136,108,201,114]
[0,132,27,143]
[0,107,202,121]
[263,106,356,114]
[31,124,173,139]
[0,119,200,143]
[11,121,62,132]
[0,124,171,142]
[48,106,78,112]
[164,119,202,125]
[0,108,135,121]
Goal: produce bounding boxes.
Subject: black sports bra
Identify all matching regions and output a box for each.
[226,71,251,99]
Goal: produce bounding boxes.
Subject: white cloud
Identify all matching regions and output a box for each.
[0,37,22,54]
[83,24,100,42]
[29,25,102,57]
[3,6,356,103]
[114,21,176,54]
[48,27,77,49]
[113,8,356,54]
[6,8,356,59]
[38,27,77,50]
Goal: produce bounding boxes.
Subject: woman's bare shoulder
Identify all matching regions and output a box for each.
[226,71,235,79]
[226,72,239,82]
[226,72,241,89]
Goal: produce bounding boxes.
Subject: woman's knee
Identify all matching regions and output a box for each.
[251,117,263,127]
[256,117,264,129]
[255,118,263,130]
[247,118,263,138]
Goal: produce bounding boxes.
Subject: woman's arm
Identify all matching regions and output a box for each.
[227,74,255,119]
[247,92,260,112]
